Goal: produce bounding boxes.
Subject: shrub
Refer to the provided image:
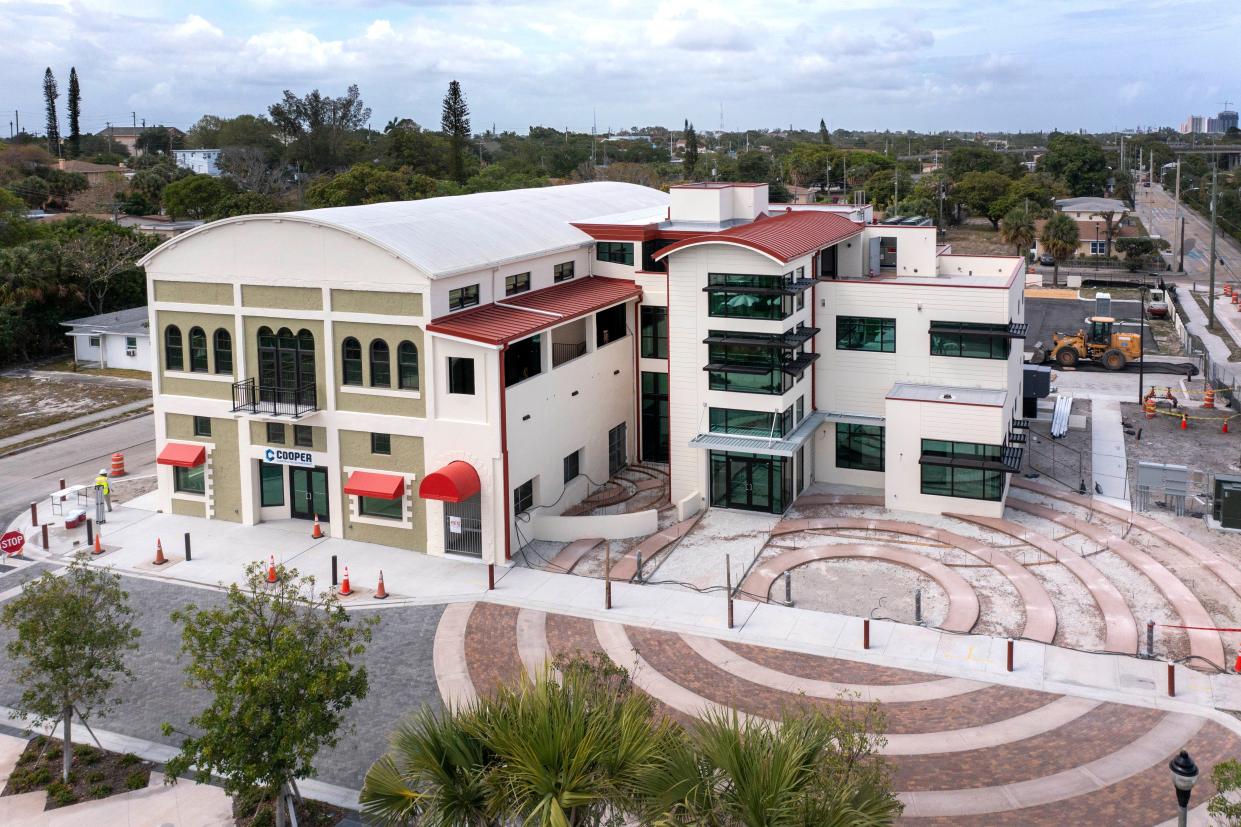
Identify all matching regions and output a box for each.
[30,766,52,786]
[45,744,62,761]
[73,744,98,760]
[47,781,77,806]
[89,783,113,799]
[16,750,34,766]
[125,771,148,790]
[118,752,141,767]
[86,770,105,783]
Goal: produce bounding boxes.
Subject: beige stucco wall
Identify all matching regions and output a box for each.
[154,280,234,305]
[171,498,206,518]
[248,421,327,452]
[339,429,426,551]
[332,320,425,418]
[154,309,237,376]
[166,413,241,522]
[242,317,327,409]
[331,289,422,317]
[241,285,322,311]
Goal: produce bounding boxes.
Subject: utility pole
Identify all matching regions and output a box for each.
[14,110,19,135]
[1174,159,1183,272]
[1208,158,1219,328]
[132,111,136,128]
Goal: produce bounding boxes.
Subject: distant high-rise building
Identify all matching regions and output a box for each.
[1220,110,1239,133]
[1179,115,1206,134]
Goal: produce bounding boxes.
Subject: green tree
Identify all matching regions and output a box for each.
[11,175,50,209]
[66,68,81,158]
[863,168,913,211]
[162,174,235,220]
[1000,207,1036,257]
[268,85,371,173]
[819,118,831,145]
[944,144,1012,180]
[784,143,834,188]
[1114,236,1170,271]
[55,221,158,313]
[306,163,411,207]
[0,188,34,245]
[135,126,183,156]
[163,563,375,827]
[384,121,452,178]
[43,68,60,157]
[1039,212,1080,286]
[684,120,699,178]
[954,170,1013,228]
[441,80,472,184]
[210,191,282,219]
[2,560,140,783]
[1037,132,1109,197]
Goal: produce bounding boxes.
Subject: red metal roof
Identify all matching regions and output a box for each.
[419,461,482,503]
[156,442,206,468]
[426,277,642,346]
[653,210,862,264]
[343,470,405,500]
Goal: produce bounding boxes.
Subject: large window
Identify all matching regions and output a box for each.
[836,423,885,471]
[514,479,534,514]
[642,239,673,272]
[342,337,363,386]
[505,335,542,386]
[710,408,782,437]
[708,368,794,395]
[360,496,402,519]
[707,338,798,396]
[505,272,531,296]
[554,261,575,283]
[188,327,208,372]
[449,284,480,311]
[563,449,580,484]
[640,306,668,358]
[259,462,284,507]
[174,464,204,494]
[448,357,475,395]
[165,325,183,371]
[596,242,634,265]
[398,341,419,390]
[641,372,669,463]
[257,327,315,397]
[836,317,896,352]
[706,273,793,320]
[213,329,232,374]
[370,340,391,387]
[596,304,627,346]
[920,439,1004,501]
[929,322,1010,360]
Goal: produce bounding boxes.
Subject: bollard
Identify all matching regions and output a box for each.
[488,563,495,591]
[331,554,338,587]
[915,588,923,624]
[41,523,49,551]
[784,570,793,606]
[604,544,612,610]
[184,532,191,562]
[725,554,734,630]
[1007,639,1014,672]
[29,502,37,527]
[58,478,65,497]
[863,618,871,650]
[86,518,93,545]
[1168,661,1176,697]
[1147,620,1155,658]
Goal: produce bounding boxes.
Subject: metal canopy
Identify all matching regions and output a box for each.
[926,320,1028,339]
[688,411,827,458]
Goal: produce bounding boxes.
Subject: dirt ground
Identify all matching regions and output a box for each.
[1025,398,1093,491]
[0,376,150,440]
[942,222,1017,256]
[41,358,151,380]
[1121,396,1241,510]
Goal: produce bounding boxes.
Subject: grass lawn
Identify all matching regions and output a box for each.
[40,359,151,380]
[0,376,152,440]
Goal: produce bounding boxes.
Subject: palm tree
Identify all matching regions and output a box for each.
[1000,207,1036,258]
[1039,213,1080,287]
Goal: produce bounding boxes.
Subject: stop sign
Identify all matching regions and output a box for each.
[0,530,25,556]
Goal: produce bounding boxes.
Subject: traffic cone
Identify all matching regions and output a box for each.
[339,566,352,596]
[1181,415,1188,430]
[153,538,166,566]
[92,532,103,555]
[311,514,323,540]
[374,570,388,600]
[1235,651,1241,673]
[266,554,278,584]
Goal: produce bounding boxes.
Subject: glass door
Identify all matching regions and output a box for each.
[608,423,627,476]
[289,466,329,520]
[709,451,785,513]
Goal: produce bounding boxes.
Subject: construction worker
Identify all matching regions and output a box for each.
[95,469,112,519]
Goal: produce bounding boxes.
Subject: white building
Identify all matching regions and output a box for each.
[138,181,1025,565]
[61,307,152,371]
[172,149,222,176]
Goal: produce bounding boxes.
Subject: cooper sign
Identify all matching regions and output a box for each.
[263,448,315,467]
[0,530,25,556]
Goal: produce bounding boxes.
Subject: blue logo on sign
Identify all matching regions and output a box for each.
[264,448,275,462]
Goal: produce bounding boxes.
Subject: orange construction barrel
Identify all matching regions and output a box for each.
[110,452,126,477]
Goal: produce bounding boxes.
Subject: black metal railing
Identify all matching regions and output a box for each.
[552,341,587,367]
[231,378,318,418]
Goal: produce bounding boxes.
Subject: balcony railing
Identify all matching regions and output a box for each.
[552,340,588,367]
[231,378,318,418]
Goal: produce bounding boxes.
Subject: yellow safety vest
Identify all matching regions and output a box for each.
[95,475,110,495]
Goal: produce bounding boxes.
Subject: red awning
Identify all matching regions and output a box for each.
[418,461,481,503]
[344,471,405,500]
[156,442,206,468]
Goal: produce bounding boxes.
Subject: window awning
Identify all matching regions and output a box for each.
[156,442,206,468]
[418,461,481,503]
[344,471,405,500]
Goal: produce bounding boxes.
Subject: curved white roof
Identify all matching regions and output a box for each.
[278,181,669,279]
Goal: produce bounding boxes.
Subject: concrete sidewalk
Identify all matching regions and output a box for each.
[8,499,1241,723]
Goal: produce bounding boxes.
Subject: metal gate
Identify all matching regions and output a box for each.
[1025,427,1085,492]
[444,493,482,557]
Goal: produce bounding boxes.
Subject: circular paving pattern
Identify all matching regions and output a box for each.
[434,601,1241,825]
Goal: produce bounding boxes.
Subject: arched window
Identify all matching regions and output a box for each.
[296,329,315,388]
[213,329,232,374]
[370,340,391,387]
[164,325,183,371]
[188,327,208,372]
[342,338,362,386]
[397,341,419,390]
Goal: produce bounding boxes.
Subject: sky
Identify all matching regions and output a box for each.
[1,0,1238,139]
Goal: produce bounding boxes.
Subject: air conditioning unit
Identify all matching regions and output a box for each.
[126,348,137,357]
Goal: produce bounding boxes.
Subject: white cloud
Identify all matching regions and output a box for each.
[174,14,222,38]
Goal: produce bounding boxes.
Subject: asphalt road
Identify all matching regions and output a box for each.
[1136,182,1241,285]
[0,413,156,529]
[1025,297,1158,352]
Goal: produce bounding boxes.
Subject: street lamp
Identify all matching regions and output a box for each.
[1169,749,1199,827]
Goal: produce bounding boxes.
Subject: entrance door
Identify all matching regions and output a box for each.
[710,451,787,513]
[641,372,669,463]
[289,466,329,520]
[608,422,627,476]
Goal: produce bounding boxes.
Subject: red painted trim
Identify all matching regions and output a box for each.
[499,345,512,562]
[571,223,659,241]
[670,182,767,189]
[633,302,641,464]
[810,253,818,413]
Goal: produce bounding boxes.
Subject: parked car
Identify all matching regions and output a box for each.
[1039,253,1056,266]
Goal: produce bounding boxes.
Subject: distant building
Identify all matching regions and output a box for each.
[1220,110,1240,133]
[55,158,127,186]
[1039,198,1138,258]
[62,306,151,371]
[173,149,222,176]
[1180,111,1238,134]
[94,126,185,157]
